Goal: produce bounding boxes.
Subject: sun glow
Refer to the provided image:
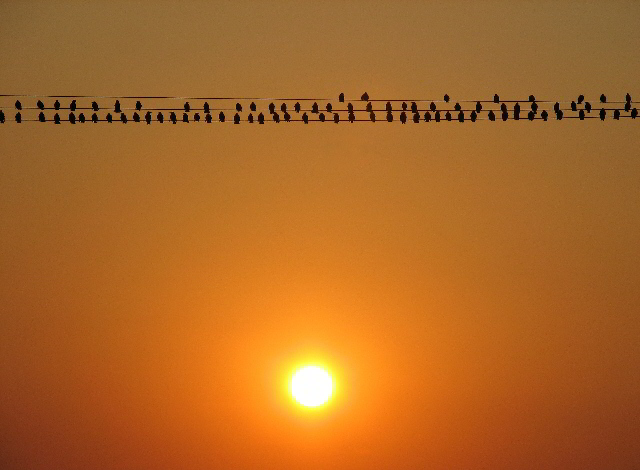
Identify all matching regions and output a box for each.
[291,365,333,407]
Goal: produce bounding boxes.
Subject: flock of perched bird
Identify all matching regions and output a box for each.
[1,92,637,125]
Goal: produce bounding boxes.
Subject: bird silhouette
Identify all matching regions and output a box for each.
[193,113,200,122]
[311,102,319,113]
[502,111,508,121]
[326,103,332,113]
[529,95,536,102]
[145,112,152,124]
[70,100,76,111]
[599,109,606,120]
[600,94,607,103]
[92,101,99,111]
[445,111,452,121]
[170,112,177,124]
[488,110,496,121]
[78,113,85,123]
[69,112,76,124]
[430,102,437,112]
[339,93,345,102]
[424,111,431,122]
[585,102,592,113]
[614,109,620,120]
[556,110,563,120]
[454,103,461,111]
[333,113,339,123]
[578,94,584,104]
[219,111,226,122]
[136,101,142,111]
[269,103,275,114]
[631,108,638,119]
[402,102,408,111]
[92,113,98,123]
[624,101,631,112]
[528,111,535,121]
[15,100,22,110]
[493,94,500,103]
[531,102,538,113]
[476,101,482,113]
[184,102,190,112]
[37,100,44,110]
[294,102,301,113]
[205,113,212,123]
[237,103,243,112]
[457,111,464,122]
[247,113,253,123]
[0,110,4,123]
[234,113,240,124]
[114,100,121,113]
[349,112,356,123]
[250,102,257,111]
[400,112,407,124]
[284,112,291,122]
[258,113,264,124]
[347,103,354,112]
[54,100,61,110]
[571,101,577,112]
[541,110,548,121]
[501,103,507,113]
[411,102,418,113]
[387,111,393,122]
[302,112,309,124]
[53,113,60,124]
[366,102,373,112]
[273,112,280,123]
[281,103,287,112]
[183,113,189,123]
[133,112,140,122]
[470,111,477,122]
[106,113,113,123]
[412,113,420,123]
[121,113,128,123]
[435,111,441,122]
[513,103,520,120]
[361,92,369,101]
[386,102,392,112]
[370,111,376,122]
[444,94,450,103]
[204,102,210,114]
[626,93,632,103]
[319,113,325,122]
[579,110,585,120]
[157,112,164,123]
[554,102,560,113]
[39,112,46,122]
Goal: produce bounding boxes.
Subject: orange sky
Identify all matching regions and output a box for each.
[1,2,639,469]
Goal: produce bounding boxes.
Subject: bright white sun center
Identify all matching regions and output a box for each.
[291,366,333,407]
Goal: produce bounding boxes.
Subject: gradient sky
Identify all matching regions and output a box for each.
[1,1,639,469]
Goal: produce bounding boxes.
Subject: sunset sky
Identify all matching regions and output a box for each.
[1,2,639,469]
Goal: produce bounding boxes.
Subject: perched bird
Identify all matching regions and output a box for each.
[339,93,345,102]
[106,113,113,123]
[219,111,226,122]
[445,111,451,121]
[53,113,60,124]
[600,94,607,103]
[400,111,407,124]
[237,103,243,112]
[121,113,128,123]
[386,111,393,122]
[531,102,538,113]
[424,112,431,122]
[294,102,301,113]
[412,113,420,123]
[247,113,253,123]
[513,103,520,120]
[37,100,45,110]
[184,102,190,112]
[411,102,418,113]
[302,112,309,124]
[556,110,563,120]
[386,102,392,112]
[502,111,508,121]
[578,94,584,104]
[599,109,606,120]
[361,92,369,101]
[571,101,577,112]
[284,112,291,122]
[614,109,620,120]
[488,110,496,121]
[70,100,77,111]
[554,102,560,113]
[15,100,22,110]
[157,112,164,123]
[326,103,332,113]
[258,113,264,124]
[54,100,61,110]
[430,102,436,112]
[579,110,585,120]
[333,113,339,123]
[92,101,99,111]
[273,112,280,123]
[0,110,4,123]
[234,113,240,124]
[114,100,121,113]
[145,112,152,124]
[369,111,376,122]
[269,103,275,114]
[625,102,631,112]
[39,112,46,122]
[626,93,632,103]
[92,113,99,123]
[585,102,592,113]
[136,101,142,111]
[476,101,482,113]
[133,112,140,122]
[250,102,256,112]
[78,113,85,123]
[311,102,319,113]
[205,114,212,123]
[470,111,477,122]
[528,111,535,121]
[69,112,76,124]
[454,103,461,111]
[347,103,354,112]
[493,94,500,103]
[501,103,507,113]
[281,103,287,112]
[183,113,189,123]
[631,108,638,119]
[457,111,464,122]
[435,111,441,122]
[366,102,373,112]
[194,113,200,122]
[541,110,548,121]
[349,112,356,123]
[402,102,408,111]
[319,113,325,122]
[529,95,536,102]
[204,102,211,114]
[170,112,177,124]
[443,94,450,103]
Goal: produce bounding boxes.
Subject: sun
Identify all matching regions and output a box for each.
[291,365,333,407]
